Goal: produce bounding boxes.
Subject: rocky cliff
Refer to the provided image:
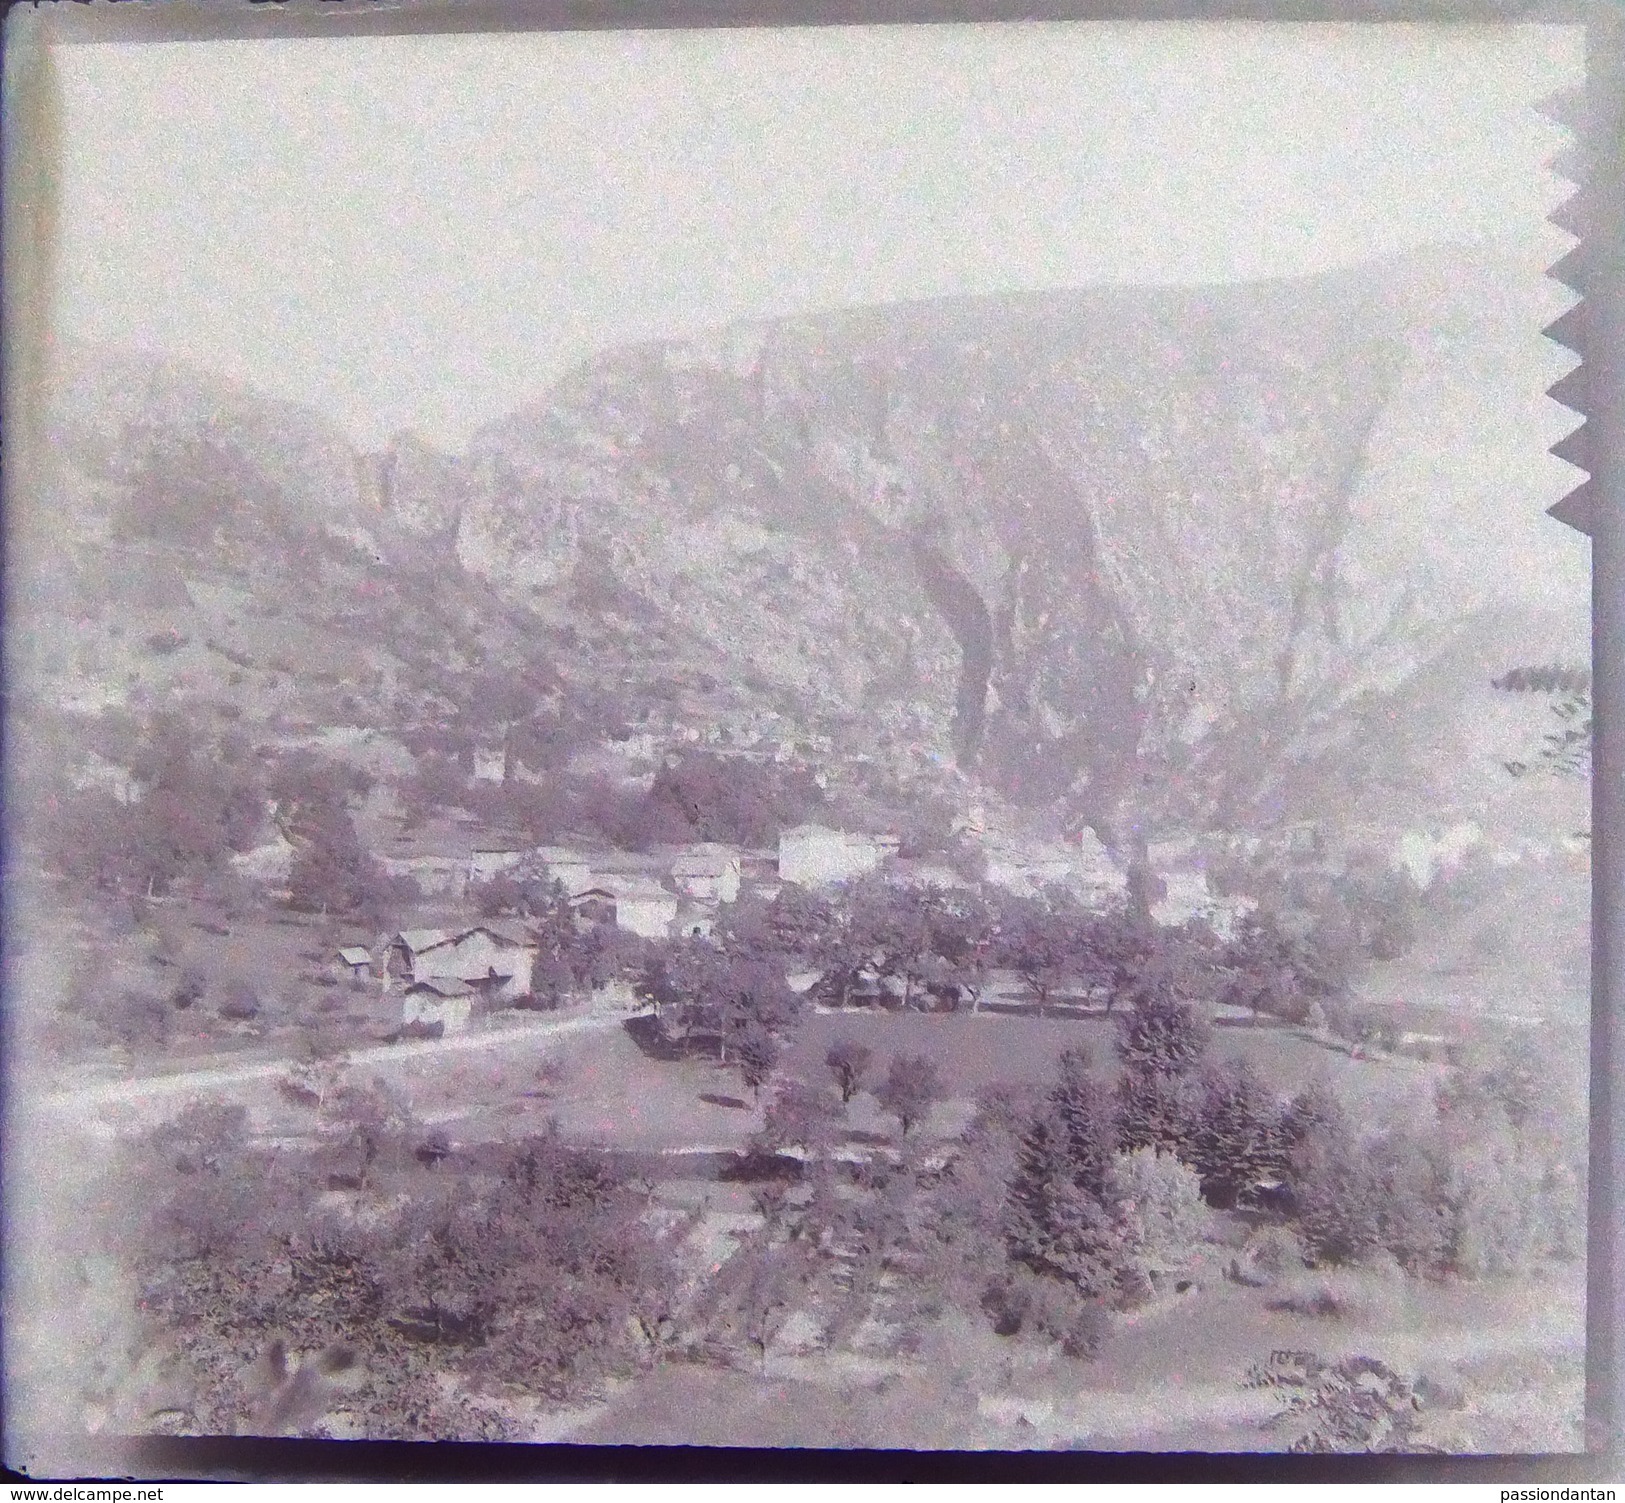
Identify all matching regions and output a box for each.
[36,238,1586,860]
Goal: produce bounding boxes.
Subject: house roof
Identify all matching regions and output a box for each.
[533,845,591,864]
[422,959,517,982]
[406,976,474,998]
[338,946,372,966]
[568,886,618,905]
[473,919,536,947]
[605,876,677,903]
[394,928,451,954]
[673,847,740,876]
[780,823,839,842]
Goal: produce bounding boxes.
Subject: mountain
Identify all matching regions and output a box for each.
[24,238,1587,866]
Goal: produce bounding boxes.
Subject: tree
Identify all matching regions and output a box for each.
[997,895,1079,1012]
[286,812,385,922]
[1112,1069,1195,1157]
[1046,1048,1116,1198]
[1189,1057,1284,1208]
[1289,1131,1384,1267]
[1115,979,1211,1078]
[874,1053,945,1138]
[1110,1147,1212,1289]
[1003,1111,1126,1299]
[636,937,730,1052]
[1366,1124,1453,1278]
[824,1039,873,1106]
[1493,664,1591,780]
[1112,972,1210,1156]
[755,1078,843,1161]
[1220,910,1311,1024]
[717,885,833,965]
[864,884,953,1011]
[735,1022,781,1104]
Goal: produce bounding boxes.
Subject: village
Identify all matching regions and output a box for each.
[305,814,1140,1036]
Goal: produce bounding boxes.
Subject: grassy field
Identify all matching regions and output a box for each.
[568,1260,1585,1451]
[785,1007,1446,1122]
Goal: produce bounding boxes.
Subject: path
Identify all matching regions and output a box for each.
[33,1009,623,1126]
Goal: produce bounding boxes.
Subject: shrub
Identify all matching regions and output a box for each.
[1110,1147,1211,1288]
[218,982,261,1021]
[395,1018,445,1042]
[170,967,207,1011]
[1240,1224,1307,1284]
[980,1267,1109,1358]
[106,987,172,1048]
[144,628,188,655]
[1267,1262,1406,1324]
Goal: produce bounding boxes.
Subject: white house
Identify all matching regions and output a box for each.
[673,900,716,940]
[671,843,742,905]
[470,847,527,885]
[402,976,475,1033]
[525,846,595,897]
[231,831,298,884]
[778,824,899,887]
[982,843,1074,898]
[601,876,680,940]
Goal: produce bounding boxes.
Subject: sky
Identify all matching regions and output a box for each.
[46,21,1582,453]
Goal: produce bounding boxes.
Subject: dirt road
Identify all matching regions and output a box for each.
[31,1008,624,1134]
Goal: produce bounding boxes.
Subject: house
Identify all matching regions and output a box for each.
[385,929,453,986]
[778,824,899,887]
[600,877,680,940]
[337,945,373,980]
[673,900,716,940]
[472,747,507,784]
[373,819,478,899]
[982,844,1075,898]
[671,843,742,905]
[386,922,538,1007]
[568,887,620,927]
[525,846,595,897]
[470,847,527,885]
[402,976,475,1034]
[230,831,297,884]
[890,858,973,891]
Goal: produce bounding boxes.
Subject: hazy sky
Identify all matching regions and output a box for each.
[50,22,1579,451]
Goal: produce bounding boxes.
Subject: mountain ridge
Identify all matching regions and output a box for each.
[29,237,1586,862]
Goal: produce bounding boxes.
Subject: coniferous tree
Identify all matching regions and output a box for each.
[1289,1131,1385,1266]
[1113,1069,1196,1157]
[1190,1057,1284,1207]
[1003,1111,1125,1298]
[1115,975,1211,1079]
[1046,1047,1116,1197]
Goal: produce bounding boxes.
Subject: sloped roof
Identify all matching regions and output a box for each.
[533,845,592,864]
[422,959,517,983]
[394,928,451,954]
[406,976,474,998]
[471,919,536,947]
[603,875,677,902]
[337,946,372,966]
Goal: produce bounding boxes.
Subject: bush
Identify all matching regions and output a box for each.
[1232,1224,1306,1286]
[170,967,207,1011]
[106,987,172,1049]
[980,1267,1109,1358]
[1268,1262,1406,1323]
[1110,1147,1211,1287]
[395,1018,445,1042]
[218,982,261,1021]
